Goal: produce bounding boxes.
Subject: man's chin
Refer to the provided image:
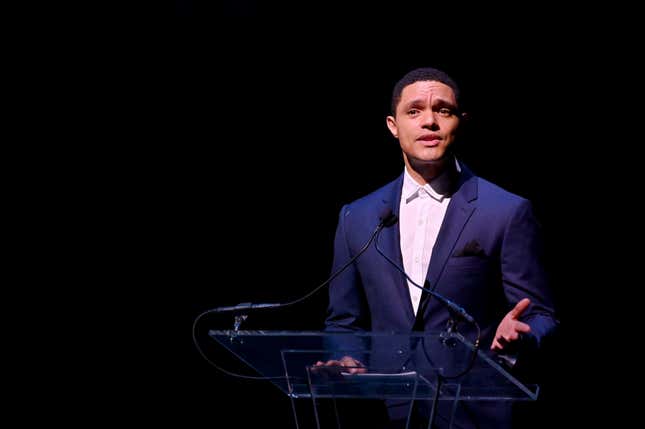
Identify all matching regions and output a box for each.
[413,155,450,166]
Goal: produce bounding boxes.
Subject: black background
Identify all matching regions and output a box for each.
[121,5,637,427]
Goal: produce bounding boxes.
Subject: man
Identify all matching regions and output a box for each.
[322,67,558,428]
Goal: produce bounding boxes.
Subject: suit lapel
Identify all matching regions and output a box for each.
[425,169,478,291]
[378,175,416,322]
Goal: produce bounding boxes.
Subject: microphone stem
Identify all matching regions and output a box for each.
[233,314,248,333]
[374,227,481,351]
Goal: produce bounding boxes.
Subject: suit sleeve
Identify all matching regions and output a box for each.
[324,204,370,332]
[501,199,559,350]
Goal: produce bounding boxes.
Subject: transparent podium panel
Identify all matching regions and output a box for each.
[208,330,538,401]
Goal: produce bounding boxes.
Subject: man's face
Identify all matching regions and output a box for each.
[386,80,461,168]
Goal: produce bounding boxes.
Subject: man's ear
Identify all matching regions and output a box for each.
[386,115,398,138]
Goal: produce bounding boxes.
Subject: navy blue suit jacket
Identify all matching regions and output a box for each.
[325,165,558,428]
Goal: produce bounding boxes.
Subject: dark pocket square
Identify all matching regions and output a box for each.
[453,240,486,257]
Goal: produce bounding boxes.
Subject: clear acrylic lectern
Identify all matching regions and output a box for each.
[209,330,538,428]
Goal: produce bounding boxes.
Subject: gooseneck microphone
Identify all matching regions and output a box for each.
[373,212,481,383]
[373,213,477,325]
[207,206,399,314]
[192,207,401,381]
[208,302,282,313]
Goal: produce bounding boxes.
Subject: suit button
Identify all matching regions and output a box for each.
[396,349,404,355]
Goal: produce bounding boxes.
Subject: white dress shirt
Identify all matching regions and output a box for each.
[398,160,460,315]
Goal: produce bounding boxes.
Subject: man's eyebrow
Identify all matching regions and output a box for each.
[401,98,426,109]
[401,98,458,110]
[432,99,458,110]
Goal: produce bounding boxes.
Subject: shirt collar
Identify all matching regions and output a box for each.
[403,158,461,204]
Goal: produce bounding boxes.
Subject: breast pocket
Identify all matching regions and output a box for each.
[446,256,490,271]
[439,257,496,316]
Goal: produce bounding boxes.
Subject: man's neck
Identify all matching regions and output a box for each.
[406,158,451,185]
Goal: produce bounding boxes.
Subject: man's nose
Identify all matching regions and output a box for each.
[420,111,437,128]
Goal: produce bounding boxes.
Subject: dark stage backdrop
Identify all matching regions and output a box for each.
[151,13,627,429]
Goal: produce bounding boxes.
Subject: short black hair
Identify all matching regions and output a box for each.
[391,67,461,115]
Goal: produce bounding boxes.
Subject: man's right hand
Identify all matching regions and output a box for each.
[314,355,367,374]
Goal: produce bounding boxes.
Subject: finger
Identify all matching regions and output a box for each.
[491,339,504,351]
[515,321,532,333]
[510,298,531,319]
[502,332,520,342]
[340,357,364,368]
[339,357,356,366]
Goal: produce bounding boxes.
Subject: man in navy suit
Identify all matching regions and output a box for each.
[319,67,558,428]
